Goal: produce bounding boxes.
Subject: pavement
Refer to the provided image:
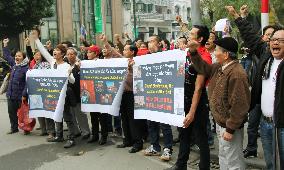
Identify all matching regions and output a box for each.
[0,94,266,170]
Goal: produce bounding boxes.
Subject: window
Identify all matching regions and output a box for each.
[148,4,153,13]
[72,0,80,14]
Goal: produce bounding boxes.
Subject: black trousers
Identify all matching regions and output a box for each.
[90,112,108,138]
[120,91,147,148]
[7,99,21,131]
[176,99,210,170]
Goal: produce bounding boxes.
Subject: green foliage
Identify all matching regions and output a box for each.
[201,0,260,27]
[0,0,54,39]
[271,0,284,26]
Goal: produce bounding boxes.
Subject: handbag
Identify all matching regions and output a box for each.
[0,73,10,94]
[17,101,36,132]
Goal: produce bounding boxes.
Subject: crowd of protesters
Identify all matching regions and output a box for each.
[1,4,284,170]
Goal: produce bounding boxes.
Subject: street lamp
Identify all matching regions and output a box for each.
[136,0,144,12]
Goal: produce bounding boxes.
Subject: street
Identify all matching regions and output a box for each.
[0,94,265,170]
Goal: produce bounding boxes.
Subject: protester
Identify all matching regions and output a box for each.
[116,44,147,153]
[167,25,212,170]
[33,30,80,148]
[66,48,91,142]
[137,42,149,56]
[3,38,29,135]
[226,5,284,170]
[143,35,173,161]
[162,39,171,51]
[188,36,250,169]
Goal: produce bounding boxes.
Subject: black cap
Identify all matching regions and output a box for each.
[213,37,238,54]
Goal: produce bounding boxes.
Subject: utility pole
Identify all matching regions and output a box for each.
[191,0,202,25]
[133,0,137,39]
[261,0,269,32]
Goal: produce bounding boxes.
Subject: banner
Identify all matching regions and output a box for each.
[94,0,103,33]
[26,69,68,122]
[133,50,186,127]
[80,58,128,116]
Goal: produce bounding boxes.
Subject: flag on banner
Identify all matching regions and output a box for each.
[80,58,128,116]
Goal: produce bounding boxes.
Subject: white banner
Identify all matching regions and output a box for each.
[26,69,68,122]
[80,58,128,116]
[133,50,186,127]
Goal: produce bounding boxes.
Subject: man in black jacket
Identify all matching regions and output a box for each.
[226,5,284,170]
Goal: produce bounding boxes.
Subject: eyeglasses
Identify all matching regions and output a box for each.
[269,38,284,43]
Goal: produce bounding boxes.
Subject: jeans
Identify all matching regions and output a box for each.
[148,121,173,152]
[259,117,273,170]
[207,116,214,145]
[275,128,284,169]
[246,104,261,151]
[106,115,121,132]
[240,55,252,72]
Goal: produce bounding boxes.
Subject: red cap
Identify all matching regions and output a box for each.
[87,45,100,54]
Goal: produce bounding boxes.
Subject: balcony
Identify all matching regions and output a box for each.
[131,13,175,21]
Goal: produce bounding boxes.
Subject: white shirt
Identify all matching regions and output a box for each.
[35,39,75,84]
[261,58,283,117]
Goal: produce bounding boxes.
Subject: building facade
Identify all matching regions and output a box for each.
[122,0,191,42]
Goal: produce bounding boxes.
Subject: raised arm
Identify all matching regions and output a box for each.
[25,37,34,61]
[225,6,267,58]
[2,39,15,67]
[32,31,53,64]
[187,40,214,78]
[100,34,122,57]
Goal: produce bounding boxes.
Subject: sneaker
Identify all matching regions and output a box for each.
[160,148,172,161]
[47,136,64,142]
[64,139,75,148]
[243,149,257,158]
[143,145,160,156]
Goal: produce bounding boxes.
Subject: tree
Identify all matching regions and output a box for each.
[201,0,260,27]
[271,0,284,26]
[0,0,54,39]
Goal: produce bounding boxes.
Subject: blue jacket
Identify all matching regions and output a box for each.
[3,47,29,100]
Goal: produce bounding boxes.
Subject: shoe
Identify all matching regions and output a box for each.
[64,139,75,148]
[143,145,160,156]
[117,143,132,148]
[46,134,54,141]
[173,138,180,144]
[87,135,99,143]
[6,129,19,135]
[243,149,257,158]
[47,136,64,142]
[40,132,48,136]
[23,131,30,135]
[129,147,142,153]
[164,164,187,170]
[82,134,90,140]
[160,148,172,161]
[99,137,107,145]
